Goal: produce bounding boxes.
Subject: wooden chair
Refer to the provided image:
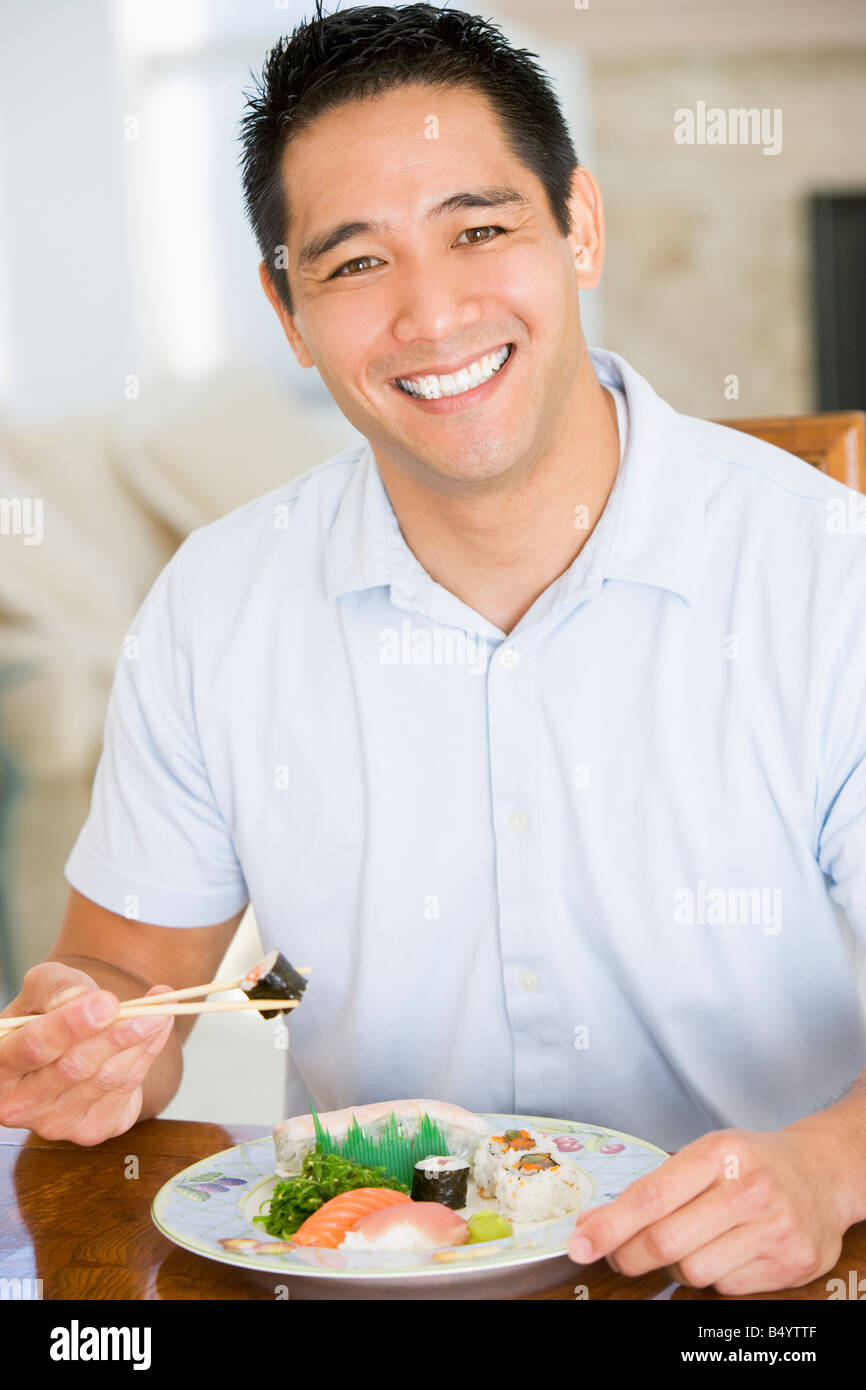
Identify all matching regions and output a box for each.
[717,412,866,493]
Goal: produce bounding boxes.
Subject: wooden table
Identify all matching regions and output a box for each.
[2,1119,864,1300]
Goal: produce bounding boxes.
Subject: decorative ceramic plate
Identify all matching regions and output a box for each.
[152,1112,669,1291]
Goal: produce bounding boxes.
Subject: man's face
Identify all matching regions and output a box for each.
[269,83,598,491]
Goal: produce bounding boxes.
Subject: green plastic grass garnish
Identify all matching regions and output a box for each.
[311,1106,450,1186]
[254,1151,409,1238]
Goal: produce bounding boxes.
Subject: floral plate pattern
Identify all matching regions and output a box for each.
[152,1112,669,1281]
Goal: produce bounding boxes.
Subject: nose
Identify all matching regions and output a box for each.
[389,253,484,349]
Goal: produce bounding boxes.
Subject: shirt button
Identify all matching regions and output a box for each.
[507,810,529,833]
[499,645,520,669]
[517,968,539,993]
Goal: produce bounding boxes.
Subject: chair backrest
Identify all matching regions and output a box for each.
[716,411,866,492]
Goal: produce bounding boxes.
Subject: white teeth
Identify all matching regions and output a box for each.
[397,344,510,399]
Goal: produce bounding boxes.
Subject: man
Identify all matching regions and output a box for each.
[2,2,865,1296]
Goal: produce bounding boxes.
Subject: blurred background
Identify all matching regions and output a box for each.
[0,0,865,1121]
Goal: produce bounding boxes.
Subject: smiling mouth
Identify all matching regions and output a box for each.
[393,343,514,400]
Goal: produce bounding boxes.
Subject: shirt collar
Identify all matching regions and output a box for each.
[584,346,705,608]
[323,345,705,610]
[323,438,395,600]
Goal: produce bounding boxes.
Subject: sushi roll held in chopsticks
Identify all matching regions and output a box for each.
[242,950,308,1019]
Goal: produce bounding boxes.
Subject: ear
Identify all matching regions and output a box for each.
[564,167,605,290]
[257,260,316,368]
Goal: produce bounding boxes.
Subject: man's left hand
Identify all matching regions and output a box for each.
[567,1125,854,1295]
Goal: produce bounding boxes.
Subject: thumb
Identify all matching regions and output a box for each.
[21,962,100,1013]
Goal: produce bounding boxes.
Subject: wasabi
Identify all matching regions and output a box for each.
[466,1210,513,1243]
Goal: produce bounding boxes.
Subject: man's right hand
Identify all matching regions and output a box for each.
[0,962,175,1145]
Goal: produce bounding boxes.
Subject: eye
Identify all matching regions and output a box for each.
[455,225,507,245]
[328,255,384,279]
[327,226,508,280]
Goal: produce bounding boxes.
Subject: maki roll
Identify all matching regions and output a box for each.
[242,949,307,1019]
[494,1152,586,1221]
[473,1128,556,1198]
[410,1155,470,1210]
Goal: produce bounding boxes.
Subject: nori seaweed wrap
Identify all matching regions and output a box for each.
[410,1155,470,1209]
[242,949,308,1019]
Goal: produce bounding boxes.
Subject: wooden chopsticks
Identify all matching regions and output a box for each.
[0,965,311,1036]
[123,967,309,1008]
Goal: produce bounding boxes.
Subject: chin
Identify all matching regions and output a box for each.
[417,438,521,488]
[440,459,523,492]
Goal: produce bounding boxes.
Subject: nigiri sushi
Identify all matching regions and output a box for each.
[290,1187,412,1248]
[340,1201,469,1252]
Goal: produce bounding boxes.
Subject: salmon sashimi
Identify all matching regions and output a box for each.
[291,1187,413,1248]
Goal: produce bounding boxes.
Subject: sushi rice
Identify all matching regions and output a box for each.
[493,1152,586,1222]
[472,1129,558,1199]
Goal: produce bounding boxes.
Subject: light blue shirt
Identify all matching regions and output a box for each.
[64,346,866,1152]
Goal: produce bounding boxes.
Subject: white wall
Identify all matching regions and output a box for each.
[0,1,598,419]
[0,0,136,416]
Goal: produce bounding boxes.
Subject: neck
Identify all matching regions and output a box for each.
[373,348,621,634]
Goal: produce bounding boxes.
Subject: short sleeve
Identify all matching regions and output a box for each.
[64,537,249,926]
[815,571,866,948]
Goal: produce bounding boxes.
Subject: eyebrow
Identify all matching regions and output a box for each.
[296,186,531,274]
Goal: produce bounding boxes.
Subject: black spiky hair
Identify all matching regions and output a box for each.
[239,1,579,314]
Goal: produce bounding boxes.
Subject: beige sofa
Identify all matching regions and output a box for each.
[0,366,357,986]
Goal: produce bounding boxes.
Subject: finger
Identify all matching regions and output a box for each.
[10,1013,172,1115]
[568,1140,724,1262]
[74,1082,147,1145]
[604,1185,743,1278]
[2,979,174,1109]
[54,1019,172,1143]
[3,963,100,1018]
[30,1073,146,1147]
[0,990,120,1082]
[107,987,174,1053]
[668,1224,781,1292]
[85,1022,173,1118]
[20,1019,173,1141]
[90,982,174,1051]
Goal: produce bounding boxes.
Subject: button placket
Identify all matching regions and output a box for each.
[499,644,520,670]
[486,637,564,1116]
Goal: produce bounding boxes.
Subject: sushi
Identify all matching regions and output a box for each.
[274,1098,492,1177]
[290,1187,412,1248]
[493,1152,586,1222]
[473,1128,557,1198]
[340,1202,469,1252]
[242,949,308,1019]
[410,1155,470,1209]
